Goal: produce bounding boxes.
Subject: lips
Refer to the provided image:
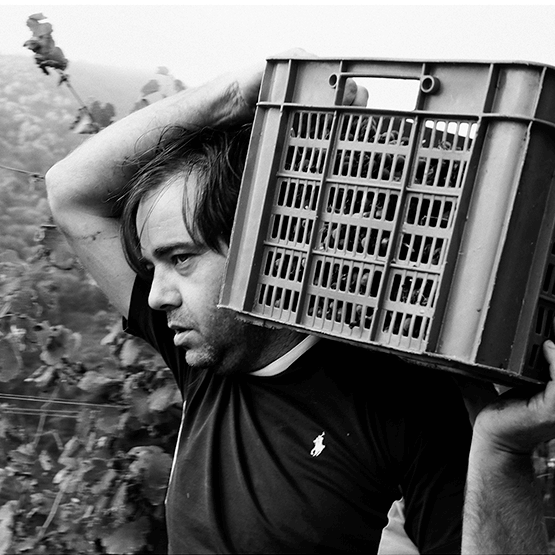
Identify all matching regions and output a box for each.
[168,323,192,347]
[173,330,191,348]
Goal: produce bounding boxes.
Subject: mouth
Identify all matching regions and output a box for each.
[169,324,193,348]
[173,331,192,348]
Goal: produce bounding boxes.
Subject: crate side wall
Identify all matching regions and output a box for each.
[419,63,492,114]
[289,61,343,105]
[535,68,555,125]
[221,107,285,311]
[436,121,529,362]
[475,125,555,377]
[491,66,543,118]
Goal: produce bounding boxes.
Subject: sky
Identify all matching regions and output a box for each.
[2,3,555,88]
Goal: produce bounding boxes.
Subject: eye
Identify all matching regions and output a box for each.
[172,253,192,267]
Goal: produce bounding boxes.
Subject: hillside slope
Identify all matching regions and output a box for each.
[0,53,186,259]
[0,53,185,174]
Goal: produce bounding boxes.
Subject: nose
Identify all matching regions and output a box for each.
[148,267,182,311]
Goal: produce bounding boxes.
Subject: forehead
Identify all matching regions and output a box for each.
[136,172,198,253]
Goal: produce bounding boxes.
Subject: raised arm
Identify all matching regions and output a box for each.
[44,48,366,319]
[462,342,555,554]
[44,62,264,317]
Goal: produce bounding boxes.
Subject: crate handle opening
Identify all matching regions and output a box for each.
[334,75,421,111]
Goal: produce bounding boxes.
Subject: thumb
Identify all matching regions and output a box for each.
[543,340,555,381]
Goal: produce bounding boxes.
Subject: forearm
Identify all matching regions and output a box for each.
[462,441,548,554]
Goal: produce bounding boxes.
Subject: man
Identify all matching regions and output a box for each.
[45,51,555,553]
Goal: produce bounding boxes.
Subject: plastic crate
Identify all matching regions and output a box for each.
[220,56,555,386]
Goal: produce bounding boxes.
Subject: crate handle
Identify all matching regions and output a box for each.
[328,73,429,111]
[329,72,440,96]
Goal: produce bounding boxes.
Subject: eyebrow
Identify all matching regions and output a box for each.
[143,241,201,261]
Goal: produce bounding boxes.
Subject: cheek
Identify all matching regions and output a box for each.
[186,258,227,319]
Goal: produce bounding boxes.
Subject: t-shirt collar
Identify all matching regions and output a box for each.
[249,335,320,377]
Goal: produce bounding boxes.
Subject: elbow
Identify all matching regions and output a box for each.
[45,159,67,205]
[44,157,79,220]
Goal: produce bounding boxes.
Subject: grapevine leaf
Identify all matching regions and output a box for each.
[26,364,57,388]
[38,450,54,471]
[140,79,160,96]
[91,467,117,495]
[0,339,21,382]
[88,100,116,129]
[82,457,108,484]
[131,67,187,113]
[35,224,76,270]
[0,501,17,555]
[109,481,131,525]
[118,412,144,434]
[148,382,181,412]
[39,325,80,365]
[59,436,81,465]
[24,13,68,74]
[119,338,142,367]
[126,387,151,424]
[53,466,71,485]
[95,411,121,435]
[100,321,122,346]
[54,466,80,494]
[144,456,172,506]
[127,446,172,505]
[77,369,123,394]
[101,516,150,555]
[69,107,99,135]
[0,472,23,504]
[30,491,56,516]
[9,442,35,468]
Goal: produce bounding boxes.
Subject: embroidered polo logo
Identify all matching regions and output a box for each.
[310,432,326,457]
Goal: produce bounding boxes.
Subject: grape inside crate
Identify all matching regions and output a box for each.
[220,56,555,386]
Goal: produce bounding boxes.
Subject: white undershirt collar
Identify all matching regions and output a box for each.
[249,335,320,377]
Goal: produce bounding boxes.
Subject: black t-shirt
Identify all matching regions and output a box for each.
[125,276,472,554]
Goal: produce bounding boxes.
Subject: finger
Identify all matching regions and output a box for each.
[353,86,369,107]
[543,340,555,381]
[342,79,358,106]
[342,78,369,107]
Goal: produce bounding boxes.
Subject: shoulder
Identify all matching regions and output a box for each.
[314,339,454,388]
[313,339,469,419]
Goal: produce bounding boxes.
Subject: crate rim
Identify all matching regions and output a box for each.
[219,306,546,387]
[265,55,555,72]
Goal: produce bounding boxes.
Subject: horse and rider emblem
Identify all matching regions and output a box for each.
[311,432,326,457]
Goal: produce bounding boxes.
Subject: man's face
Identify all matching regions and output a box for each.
[136,172,267,374]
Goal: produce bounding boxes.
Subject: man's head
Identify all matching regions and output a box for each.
[119,125,304,374]
[120,124,251,276]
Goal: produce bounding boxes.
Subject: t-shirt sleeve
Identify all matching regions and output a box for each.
[123,274,188,393]
[396,370,472,555]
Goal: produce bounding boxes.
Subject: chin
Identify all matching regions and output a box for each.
[183,339,255,375]
[184,348,229,374]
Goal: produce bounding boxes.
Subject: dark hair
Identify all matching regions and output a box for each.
[117,124,252,277]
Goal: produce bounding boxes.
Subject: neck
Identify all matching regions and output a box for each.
[248,328,308,371]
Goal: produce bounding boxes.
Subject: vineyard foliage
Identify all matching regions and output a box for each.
[0,54,183,553]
